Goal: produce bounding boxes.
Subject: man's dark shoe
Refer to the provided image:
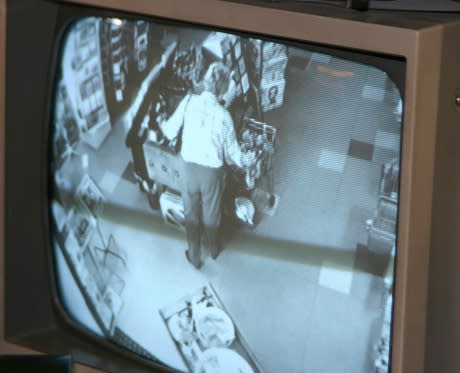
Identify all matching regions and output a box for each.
[185,249,202,269]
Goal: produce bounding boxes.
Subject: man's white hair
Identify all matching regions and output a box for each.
[203,62,231,99]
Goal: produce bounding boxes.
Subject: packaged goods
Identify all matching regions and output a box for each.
[260,78,286,112]
[261,54,288,83]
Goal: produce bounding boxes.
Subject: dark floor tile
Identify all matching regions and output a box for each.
[121,162,137,184]
[289,55,310,70]
[372,146,399,165]
[348,139,374,161]
[355,243,391,277]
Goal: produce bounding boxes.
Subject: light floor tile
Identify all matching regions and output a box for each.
[302,287,379,373]
[362,85,385,102]
[99,170,121,194]
[375,130,401,151]
[319,258,355,294]
[318,149,346,172]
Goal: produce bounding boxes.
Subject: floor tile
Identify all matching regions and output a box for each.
[375,130,400,151]
[338,158,380,208]
[318,149,346,172]
[302,287,380,373]
[351,113,378,144]
[362,85,385,102]
[351,244,390,307]
[341,204,374,250]
[121,161,137,184]
[319,256,355,294]
[289,55,311,70]
[99,170,121,194]
[348,139,374,161]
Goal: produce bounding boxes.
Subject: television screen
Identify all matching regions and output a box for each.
[49,14,403,373]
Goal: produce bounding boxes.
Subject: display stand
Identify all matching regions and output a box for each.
[374,290,393,373]
[81,120,112,150]
[54,82,81,168]
[52,175,127,337]
[246,39,288,118]
[366,196,397,255]
[369,161,398,372]
[379,158,399,200]
[367,159,399,255]
[75,174,106,217]
[63,19,112,151]
[159,284,264,373]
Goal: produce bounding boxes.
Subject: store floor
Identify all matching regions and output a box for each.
[58,51,401,373]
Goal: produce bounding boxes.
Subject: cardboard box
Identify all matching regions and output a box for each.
[261,54,288,82]
[260,78,286,112]
[249,39,287,68]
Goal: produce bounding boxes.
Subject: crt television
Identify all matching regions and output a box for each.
[2,0,460,373]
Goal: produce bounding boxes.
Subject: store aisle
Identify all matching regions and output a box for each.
[58,47,401,373]
[90,53,398,373]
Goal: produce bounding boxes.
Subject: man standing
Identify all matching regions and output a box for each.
[161,62,253,269]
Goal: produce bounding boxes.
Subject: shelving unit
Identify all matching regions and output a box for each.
[52,172,128,337]
[53,82,80,168]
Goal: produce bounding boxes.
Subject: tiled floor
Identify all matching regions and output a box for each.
[319,258,355,294]
[56,47,402,373]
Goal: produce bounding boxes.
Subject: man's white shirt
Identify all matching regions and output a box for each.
[161,91,244,168]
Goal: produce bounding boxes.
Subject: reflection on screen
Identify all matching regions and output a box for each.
[50,16,402,373]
